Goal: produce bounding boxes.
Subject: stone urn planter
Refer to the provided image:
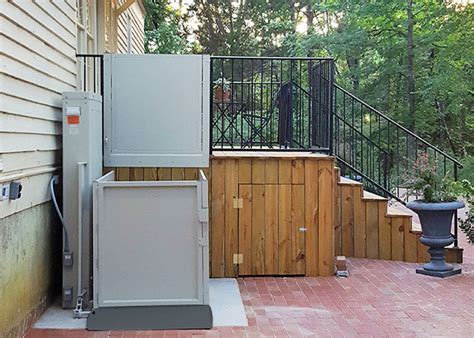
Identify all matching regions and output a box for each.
[407,200,464,278]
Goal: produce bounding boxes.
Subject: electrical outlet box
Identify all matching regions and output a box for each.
[63,251,73,267]
[1,184,10,200]
[9,181,22,200]
[63,287,73,305]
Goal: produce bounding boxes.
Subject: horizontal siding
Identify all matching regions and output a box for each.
[2,54,76,94]
[0,151,60,174]
[10,1,76,46]
[1,74,64,109]
[50,0,77,27]
[1,3,76,62]
[0,133,61,154]
[31,1,76,37]
[117,1,145,54]
[1,35,76,85]
[1,14,76,74]
[0,1,75,218]
[117,14,144,53]
[0,113,61,136]
[1,93,62,122]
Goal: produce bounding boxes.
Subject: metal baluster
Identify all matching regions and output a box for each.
[308,60,312,149]
[351,97,355,172]
[343,92,346,161]
[240,59,244,149]
[396,127,400,200]
[260,59,264,148]
[454,164,458,247]
[231,58,235,147]
[220,58,225,148]
[210,58,214,152]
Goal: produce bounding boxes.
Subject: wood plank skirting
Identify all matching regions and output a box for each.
[334,172,462,264]
[107,151,462,278]
[208,152,335,277]
[109,151,335,277]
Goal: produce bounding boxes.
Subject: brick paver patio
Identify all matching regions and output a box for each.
[26,234,473,337]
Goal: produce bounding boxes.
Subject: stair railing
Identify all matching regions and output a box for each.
[332,84,463,245]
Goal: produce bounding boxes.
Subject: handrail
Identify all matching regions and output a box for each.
[334,84,463,167]
[211,55,334,61]
[76,53,103,57]
[337,158,405,204]
[210,56,334,151]
[333,113,389,156]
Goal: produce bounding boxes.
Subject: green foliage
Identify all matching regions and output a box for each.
[460,156,474,183]
[144,0,474,164]
[403,153,473,244]
[404,153,457,202]
[450,179,474,244]
[143,0,190,54]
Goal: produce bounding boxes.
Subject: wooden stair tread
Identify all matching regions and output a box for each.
[410,221,422,233]
[386,206,412,217]
[339,176,363,186]
[362,190,387,201]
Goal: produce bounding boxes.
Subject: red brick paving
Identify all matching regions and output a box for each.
[27,245,473,337]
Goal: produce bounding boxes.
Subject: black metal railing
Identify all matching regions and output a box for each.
[210,56,334,152]
[333,84,463,244]
[76,53,464,245]
[76,54,104,95]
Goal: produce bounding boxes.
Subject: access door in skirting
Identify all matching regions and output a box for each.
[237,184,306,276]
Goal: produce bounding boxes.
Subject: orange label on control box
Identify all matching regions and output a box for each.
[67,115,80,124]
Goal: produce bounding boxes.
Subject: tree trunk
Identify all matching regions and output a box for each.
[436,100,459,156]
[346,55,360,92]
[407,0,416,131]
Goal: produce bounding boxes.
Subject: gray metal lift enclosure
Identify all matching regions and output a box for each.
[92,171,209,307]
[62,92,102,308]
[88,171,211,330]
[103,54,210,168]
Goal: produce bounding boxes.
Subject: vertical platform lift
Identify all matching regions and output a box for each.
[62,54,211,330]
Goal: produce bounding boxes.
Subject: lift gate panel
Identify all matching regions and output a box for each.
[103,54,210,168]
[93,171,209,308]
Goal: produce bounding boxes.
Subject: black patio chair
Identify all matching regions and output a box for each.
[241,81,293,148]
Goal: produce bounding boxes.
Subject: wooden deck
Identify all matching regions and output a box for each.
[211,150,332,158]
[106,151,462,278]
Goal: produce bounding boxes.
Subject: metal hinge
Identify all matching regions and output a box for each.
[233,253,243,264]
[72,289,90,318]
[233,197,243,209]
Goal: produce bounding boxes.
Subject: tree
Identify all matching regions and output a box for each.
[143,0,474,165]
[144,0,190,54]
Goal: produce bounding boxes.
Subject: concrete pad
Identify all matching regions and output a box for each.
[209,278,248,327]
[33,278,247,329]
[33,304,86,329]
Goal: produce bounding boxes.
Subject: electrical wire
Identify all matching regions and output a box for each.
[50,176,70,252]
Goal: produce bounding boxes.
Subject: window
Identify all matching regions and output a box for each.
[76,0,97,91]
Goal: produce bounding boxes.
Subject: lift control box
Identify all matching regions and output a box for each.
[62,92,102,309]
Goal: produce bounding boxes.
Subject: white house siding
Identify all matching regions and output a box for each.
[117,0,145,54]
[0,0,77,335]
[0,0,76,218]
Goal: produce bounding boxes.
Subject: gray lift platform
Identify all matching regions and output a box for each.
[62,54,212,330]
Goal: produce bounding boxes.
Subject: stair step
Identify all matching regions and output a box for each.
[339,177,363,186]
[386,206,412,218]
[362,190,387,201]
[410,221,422,233]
